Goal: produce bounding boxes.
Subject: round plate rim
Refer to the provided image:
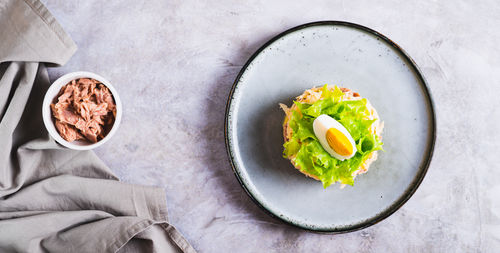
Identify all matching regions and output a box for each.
[224,20,436,233]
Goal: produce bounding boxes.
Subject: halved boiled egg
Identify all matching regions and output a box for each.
[313,114,357,161]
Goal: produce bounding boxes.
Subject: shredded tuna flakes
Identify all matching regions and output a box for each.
[51,78,116,143]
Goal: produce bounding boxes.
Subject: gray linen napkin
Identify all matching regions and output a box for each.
[0,0,195,252]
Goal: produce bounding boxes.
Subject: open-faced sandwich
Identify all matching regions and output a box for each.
[280,85,384,188]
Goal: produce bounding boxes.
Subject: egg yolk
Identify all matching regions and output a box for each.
[325,128,353,156]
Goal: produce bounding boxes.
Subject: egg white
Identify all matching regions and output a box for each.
[312,114,357,161]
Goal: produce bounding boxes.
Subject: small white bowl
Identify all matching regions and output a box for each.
[42,71,122,150]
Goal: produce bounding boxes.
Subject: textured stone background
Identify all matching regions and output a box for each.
[43,0,500,252]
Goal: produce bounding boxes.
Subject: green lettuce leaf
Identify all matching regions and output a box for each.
[283,85,383,188]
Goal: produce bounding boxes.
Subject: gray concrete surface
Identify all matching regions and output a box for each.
[43,0,500,252]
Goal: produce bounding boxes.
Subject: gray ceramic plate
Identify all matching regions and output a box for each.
[225,21,435,232]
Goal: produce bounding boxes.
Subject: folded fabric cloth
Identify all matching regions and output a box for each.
[0,0,195,252]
